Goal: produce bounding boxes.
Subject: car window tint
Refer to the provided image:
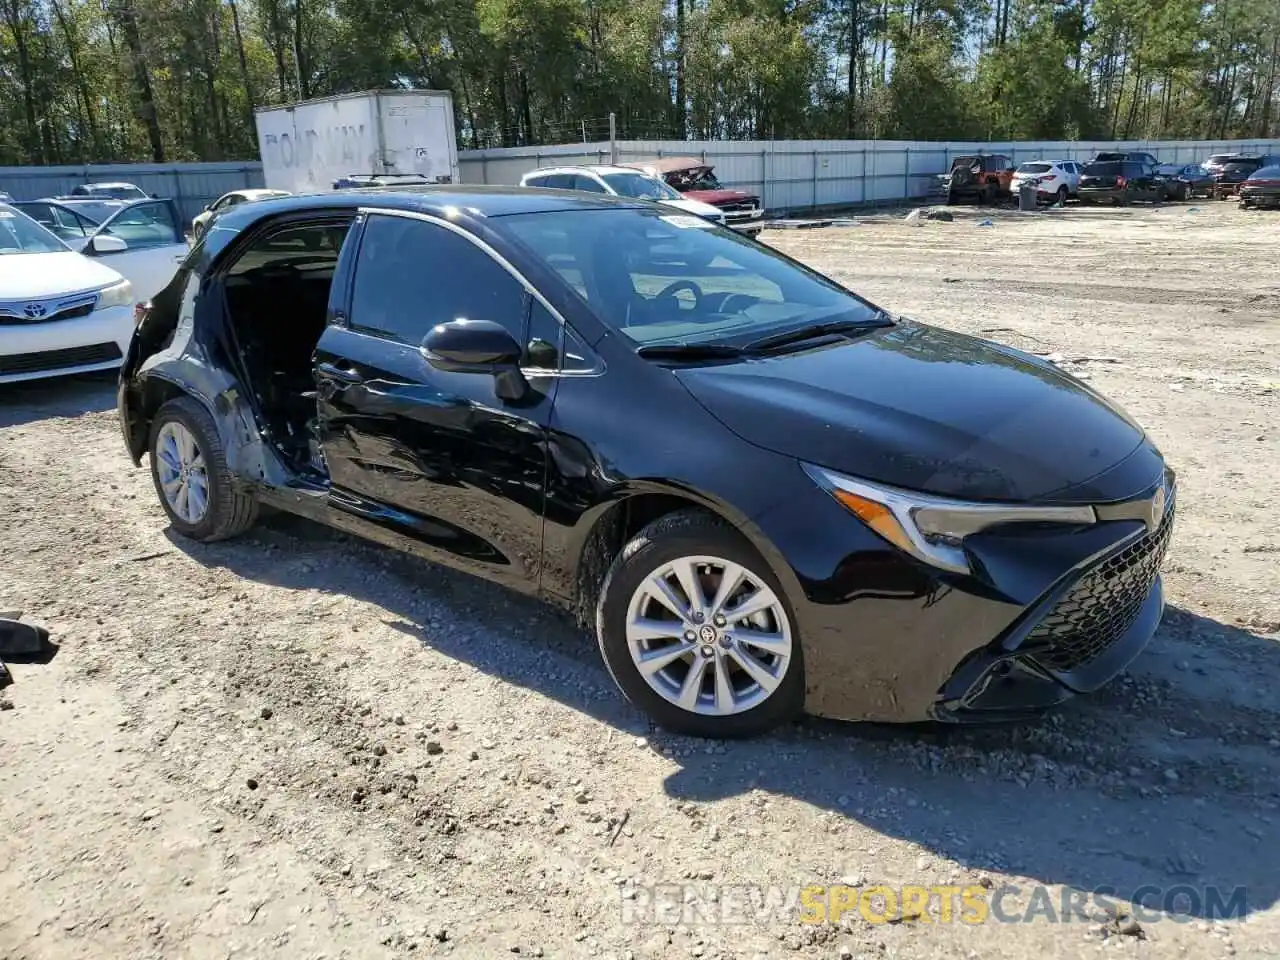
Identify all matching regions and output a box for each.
[101,201,180,247]
[527,299,595,372]
[228,221,350,277]
[537,174,575,190]
[571,175,607,193]
[350,214,526,345]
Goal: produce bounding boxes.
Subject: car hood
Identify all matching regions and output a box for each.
[658,197,725,219]
[672,321,1148,503]
[0,251,123,300]
[682,188,759,206]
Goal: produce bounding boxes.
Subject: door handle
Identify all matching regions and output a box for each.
[317,362,364,384]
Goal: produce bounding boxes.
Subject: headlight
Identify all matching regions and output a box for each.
[802,464,1096,574]
[94,278,134,311]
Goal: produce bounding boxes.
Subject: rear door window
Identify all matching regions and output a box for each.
[571,175,608,193]
[535,174,576,190]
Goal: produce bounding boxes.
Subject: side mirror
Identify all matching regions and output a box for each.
[422,318,527,401]
[89,234,128,254]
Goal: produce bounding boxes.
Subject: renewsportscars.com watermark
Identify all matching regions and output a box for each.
[619,882,1248,926]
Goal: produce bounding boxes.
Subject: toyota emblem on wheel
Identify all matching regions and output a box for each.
[23,302,47,319]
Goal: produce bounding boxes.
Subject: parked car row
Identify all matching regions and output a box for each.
[936,149,1280,207]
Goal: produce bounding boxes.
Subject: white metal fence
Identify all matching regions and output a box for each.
[3,138,1277,221]
[457,138,1280,214]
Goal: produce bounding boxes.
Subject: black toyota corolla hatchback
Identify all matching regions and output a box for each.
[118,187,1175,737]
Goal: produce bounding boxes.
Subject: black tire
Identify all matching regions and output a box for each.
[148,396,258,542]
[1055,185,1068,205]
[595,509,805,738]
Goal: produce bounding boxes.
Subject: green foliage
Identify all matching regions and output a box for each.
[0,0,1276,164]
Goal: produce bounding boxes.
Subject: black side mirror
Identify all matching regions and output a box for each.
[422,319,527,401]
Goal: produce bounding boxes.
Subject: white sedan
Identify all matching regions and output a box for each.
[191,189,291,241]
[0,203,187,384]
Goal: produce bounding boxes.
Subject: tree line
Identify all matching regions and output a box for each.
[1,0,1277,167]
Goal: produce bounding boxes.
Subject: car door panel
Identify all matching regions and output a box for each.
[84,200,189,301]
[314,213,556,593]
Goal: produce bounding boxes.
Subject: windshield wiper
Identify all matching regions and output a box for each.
[743,316,891,354]
[635,342,744,362]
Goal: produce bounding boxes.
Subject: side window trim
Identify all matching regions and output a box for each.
[356,206,604,377]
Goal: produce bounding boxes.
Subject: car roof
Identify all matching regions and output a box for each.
[213,184,650,230]
[620,157,711,174]
[524,165,648,178]
[81,182,140,189]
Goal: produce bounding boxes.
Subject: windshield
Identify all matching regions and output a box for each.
[502,208,883,349]
[0,206,71,254]
[1016,163,1052,174]
[601,172,682,201]
[665,167,723,191]
[1083,162,1124,176]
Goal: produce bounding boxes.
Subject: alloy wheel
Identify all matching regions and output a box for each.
[155,421,210,524]
[624,555,793,716]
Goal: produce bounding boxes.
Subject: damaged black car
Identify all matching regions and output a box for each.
[117,187,1175,737]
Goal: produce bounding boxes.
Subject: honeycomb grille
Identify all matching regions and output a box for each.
[1024,494,1175,673]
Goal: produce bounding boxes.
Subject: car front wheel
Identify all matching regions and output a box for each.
[596,509,804,738]
[148,396,258,541]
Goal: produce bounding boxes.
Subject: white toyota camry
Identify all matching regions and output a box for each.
[0,201,188,384]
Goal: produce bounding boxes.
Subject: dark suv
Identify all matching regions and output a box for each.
[1209,155,1280,198]
[937,155,1015,204]
[1077,160,1162,204]
[1091,151,1160,167]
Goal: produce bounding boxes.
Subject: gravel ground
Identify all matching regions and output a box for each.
[1,200,1278,960]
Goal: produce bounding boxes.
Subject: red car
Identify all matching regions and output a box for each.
[622,158,764,234]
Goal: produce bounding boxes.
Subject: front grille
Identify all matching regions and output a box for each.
[1023,492,1176,673]
[0,293,99,326]
[0,342,122,376]
[717,200,759,214]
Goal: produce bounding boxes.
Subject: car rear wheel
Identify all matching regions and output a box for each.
[148,396,258,542]
[1055,186,1068,205]
[596,509,804,738]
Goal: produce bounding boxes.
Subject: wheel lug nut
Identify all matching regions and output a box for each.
[713,615,726,627]
[720,635,732,648]
[700,645,714,658]
[692,612,705,624]
[684,630,696,642]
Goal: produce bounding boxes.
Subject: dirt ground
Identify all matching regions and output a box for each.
[2,200,1278,960]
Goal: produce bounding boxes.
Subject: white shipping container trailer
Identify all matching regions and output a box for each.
[255,89,459,194]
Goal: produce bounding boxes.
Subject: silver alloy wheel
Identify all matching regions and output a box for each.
[155,421,210,524]
[624,554,793,716]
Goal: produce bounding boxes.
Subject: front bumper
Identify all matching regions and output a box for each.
[1239,187,1280,207]
[0,304,133,384]
[933,488,1174,721]
[723,208,765,233]
[1077,187,1129,203]
[749,457,1175,723]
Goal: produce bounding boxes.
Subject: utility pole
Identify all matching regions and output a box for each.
[609,112,618,163]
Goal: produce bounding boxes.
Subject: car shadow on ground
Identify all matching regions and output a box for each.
[0,373,117,429]
[172,510,1280,922]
